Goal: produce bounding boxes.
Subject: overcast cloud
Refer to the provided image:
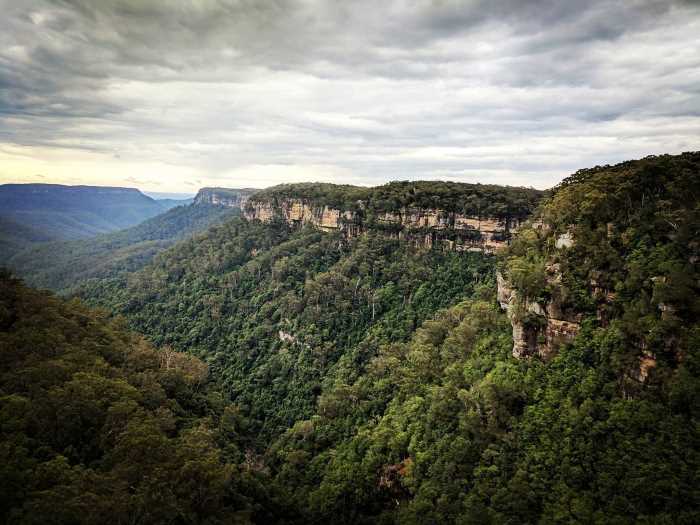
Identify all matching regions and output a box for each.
[1,0,699,191]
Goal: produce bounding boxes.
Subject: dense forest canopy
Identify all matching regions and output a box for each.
[249,180,545,219]
[0,271,287,524]
[77,219,497,439]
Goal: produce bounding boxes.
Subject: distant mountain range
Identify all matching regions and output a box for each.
[1,184,257,292]
[0,183,187,241]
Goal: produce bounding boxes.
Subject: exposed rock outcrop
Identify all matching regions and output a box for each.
[278,330,297,344]
[245,199,355,231]
[194,187,257,208]
[630,349,658,383]
[245,198,524,252]
[555,231,574,249]
[497,269,581,359]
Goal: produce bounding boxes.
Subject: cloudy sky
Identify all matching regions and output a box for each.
[1,0,699,193]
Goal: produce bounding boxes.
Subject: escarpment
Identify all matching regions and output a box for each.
[498,224,662,387]
[245,198,524,251]
[497,152,700,387]
[194,187,258,208]
[243,181,544,252]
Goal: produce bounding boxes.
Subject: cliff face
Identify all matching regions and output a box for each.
[244,199,353,230]
[498,234,661,387]
[497,268,581,359]
[194,188,257,208]
[244,198,524,252]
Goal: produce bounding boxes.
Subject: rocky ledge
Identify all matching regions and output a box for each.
[244,198,524,252]
[194,188,258,208]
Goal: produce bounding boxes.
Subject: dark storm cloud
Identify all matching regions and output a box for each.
[0,0,699,189]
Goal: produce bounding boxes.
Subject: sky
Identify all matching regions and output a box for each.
[1,0,699,193]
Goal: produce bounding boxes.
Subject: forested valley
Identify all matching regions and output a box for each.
[2,153,699,524]
[6,203,239,295]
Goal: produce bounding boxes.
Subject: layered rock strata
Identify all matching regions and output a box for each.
[244,198,523,252]
[194,188,257,208]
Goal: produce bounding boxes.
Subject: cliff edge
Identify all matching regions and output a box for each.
[244,181,544,252]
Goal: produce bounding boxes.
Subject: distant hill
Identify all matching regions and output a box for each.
[156,197,194,208]
[6,200,240,294]
[0,183,180,241]
[0,216,55,266]
[144,191,196,200]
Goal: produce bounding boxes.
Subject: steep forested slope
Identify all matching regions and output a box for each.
[270,294,698,524]
[502,152,700,367]
[0,271,286,524]
[0,216,54,266]
[267,152,700,523]
[7,203,238,295]
[78,218,497,438]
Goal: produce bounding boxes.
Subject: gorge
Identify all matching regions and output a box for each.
[1,153,698,524]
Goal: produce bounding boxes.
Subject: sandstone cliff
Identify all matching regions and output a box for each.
[194,187,257,208]
[244,198,525,252]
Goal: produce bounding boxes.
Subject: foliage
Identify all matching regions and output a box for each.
[270,299,699,524]
[0,270,288,524]
[249,181,544,219]
[78,218,497,439]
